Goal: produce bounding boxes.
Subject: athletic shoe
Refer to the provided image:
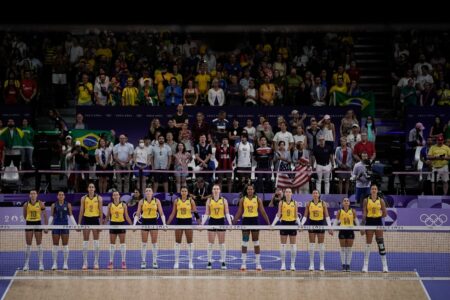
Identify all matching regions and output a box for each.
[93,263,99,270]
[39,264,44,271]
[256,264,262,271]
[309,264,314,271]
[345,265,350,272]
[342,264,346,272]
[240,264,246,271]
[141,261,147,269]
[23,264,29,271]
[173,262,179,269]
[290,264,296,271]
[52,263,57,271]
[188,262,194,269]
[82,263,88,270]
[221,262,227,270]
[362,264,368,273]
[63,264,69,270]
[108,262,113,270]
[152,262,158,269]
[280,264,286,271]
[206,262,212,270]
[382,265,389,273]
[319,264,325,271]
[121,262,127,270]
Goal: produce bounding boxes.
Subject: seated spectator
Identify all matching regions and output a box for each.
[268,188,283,207]
[353,132,376,162]
[190,177,211,206]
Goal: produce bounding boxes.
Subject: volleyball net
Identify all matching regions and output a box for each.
[0,225,449,279]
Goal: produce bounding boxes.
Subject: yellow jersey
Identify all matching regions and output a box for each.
[243,196,258,218]
[26,201,42,221]
[176,198,192,219]
[110,202,125,222]
[281,200,296,222]
[339,208,355,227]
[142,199,158,219]
[308,201,324,221]
[209,197,225,219]
[366,198,382,218]
[84,195,100,217]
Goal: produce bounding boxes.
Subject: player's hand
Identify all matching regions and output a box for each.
[360,230,365,236]
[44,230,48,234]
[328,230,334,236]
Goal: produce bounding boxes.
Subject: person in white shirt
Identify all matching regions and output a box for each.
[236,133,254,187]
[134,139,151,191]
[346,124,361,150]
[208,79,225,106]
[273,121,294,151]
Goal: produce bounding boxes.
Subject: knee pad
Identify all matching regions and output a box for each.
[253,240,260,247]
[376,238,386,255]
[241,241,249,247]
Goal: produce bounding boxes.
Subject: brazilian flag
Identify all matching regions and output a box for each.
[335,91,375,117]
[70,129,112,155]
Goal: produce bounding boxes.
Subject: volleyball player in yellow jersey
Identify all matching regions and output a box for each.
[301,189,333,271]
[106,191,132,269]
[23,190,48,271]
[167,186,201,269]
[361,184,388,273]
[201,184,233,270]
[271,188,301,271]
[333,197,360,272]
[134,187,166,269]
[233,184,270,271]
[78,183,103,270]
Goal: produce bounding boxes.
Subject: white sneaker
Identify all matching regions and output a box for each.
[189,262,194,269]
[173,262,179,269]
[319,264,325,271]
[52,263,57,271]
[280,264,286,271]
[39,264,44,271]
[141,261,147,269]
[383,265,389,273]
[309,264,314,271]
[256,264,262,271]
[362,264,368,273]
[63,264,68,270]
[93,263,99,270]
[82,263,88,270]
[152,262,158,269]
[290,264,296,271]
[23,264,29,271]
[240,264,246,271]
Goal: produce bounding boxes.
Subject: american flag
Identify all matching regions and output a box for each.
[276,158,311,189]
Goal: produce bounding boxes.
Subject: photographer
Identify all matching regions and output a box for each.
[351,152,371,205]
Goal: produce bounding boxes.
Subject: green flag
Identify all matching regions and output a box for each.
[70,129,112,155]
[0,127,24,149]
[334,91,375,117]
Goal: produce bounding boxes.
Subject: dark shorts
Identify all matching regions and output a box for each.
[338,229,355,239]
[280,220,297,236]
[141,218,157,231]
[365,217,383,227]
[83,216,100,226]
[110,221,126,234]
[308,219,325,234]
[242,217,259,232]
[52,221,69,235]
[26,220,42,232]
[154,171,168,183]
[208,217,225,232]
[177,218,193,225]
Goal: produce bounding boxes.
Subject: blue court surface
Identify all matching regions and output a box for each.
[0,250,449,299]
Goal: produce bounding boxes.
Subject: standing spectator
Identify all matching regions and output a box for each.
[138,78,158,106]
[173,104,188,129]
[194,134,214,183]
[226,75,243,106]
[312,135,334,195]
[183,79,198,106]
[94,73,110,106]
[419,82,437,106]
[400,78,418,107]
[76,73,93,106]
[284,67,302,106]
[254,136,273,193]
[306,118,322,151]
[318,115,336,151]
[364,116,377,143]
[235,133,254,188]
[208,79,225,106]
[273,121,294,151]
[215,137,235,193]
[192,112,210,144]
[1,119,23,168]
[113,134,133,193]
[3,72,20,105]
[228,119,243,147]
[387,140,406,194]
[292,141,311,194]
[259,75,276,106]
[256,120,275,146]
[174,142,192,193]
[164,78,183,106]
[352,152,371,205]
[74,113,87,130]
[243,119,256,143]
[427,135,450,195]
[212,111,229,144]
[121,77,139,106]
[133,139,151,192]
[429,116,445,138]
[19,70,37,105]
[151,135,172,195]
[335,137,353,195]
[310,77,327,107]
[340,110,359,137]
[244,79,258,107]
[95,138,112,194]
[420,137,434,194]
[195,64,211,106]
[21,119,34,170]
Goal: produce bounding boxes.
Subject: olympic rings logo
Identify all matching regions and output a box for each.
[419,214,448,226]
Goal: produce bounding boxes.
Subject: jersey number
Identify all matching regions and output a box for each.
[31,211,37,218]
[115,212,119,219]
[286,210,290,217]
[313,211,319,218]
[89,205,94,212]
[247,206,254,213]
[371,208,377,215]
[147,208,152,216]
[214,208,220,215]
[343,217,350,225]
[181,208,187,215]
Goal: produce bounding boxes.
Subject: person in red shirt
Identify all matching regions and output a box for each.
[215,136,235,192]
[353,132,376,162]
[20,70,38,105]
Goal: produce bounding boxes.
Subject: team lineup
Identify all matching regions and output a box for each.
[23,183,388,273]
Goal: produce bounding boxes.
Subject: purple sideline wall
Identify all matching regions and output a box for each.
[77,106,355,145]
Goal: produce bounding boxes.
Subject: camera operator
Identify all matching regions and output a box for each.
[352,152,371,206]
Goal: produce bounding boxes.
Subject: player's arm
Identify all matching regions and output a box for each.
[202,198,211,225]
[333,210,341,227]
[134,200,143,225]
[23,202,27,220]
[49,203,55,225]
[323,201,333,235]
[295,202,302,225]
[98,195,104,224]
[106,203,112,223]
[78,196,85,225]
[191,199,200,224]
[123,203,132,225]
[271,201,283,226]
[166,199,177,225]
[381,199,387,218]
[233,198,244,224]
[67,203,77,225]
[361,198,368,225]
[40,201,48,225]
[224,199,233,225]
[258,197,270,225]
[301,202,310,225]
[156,200,166,226]
[352,209,360,226]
